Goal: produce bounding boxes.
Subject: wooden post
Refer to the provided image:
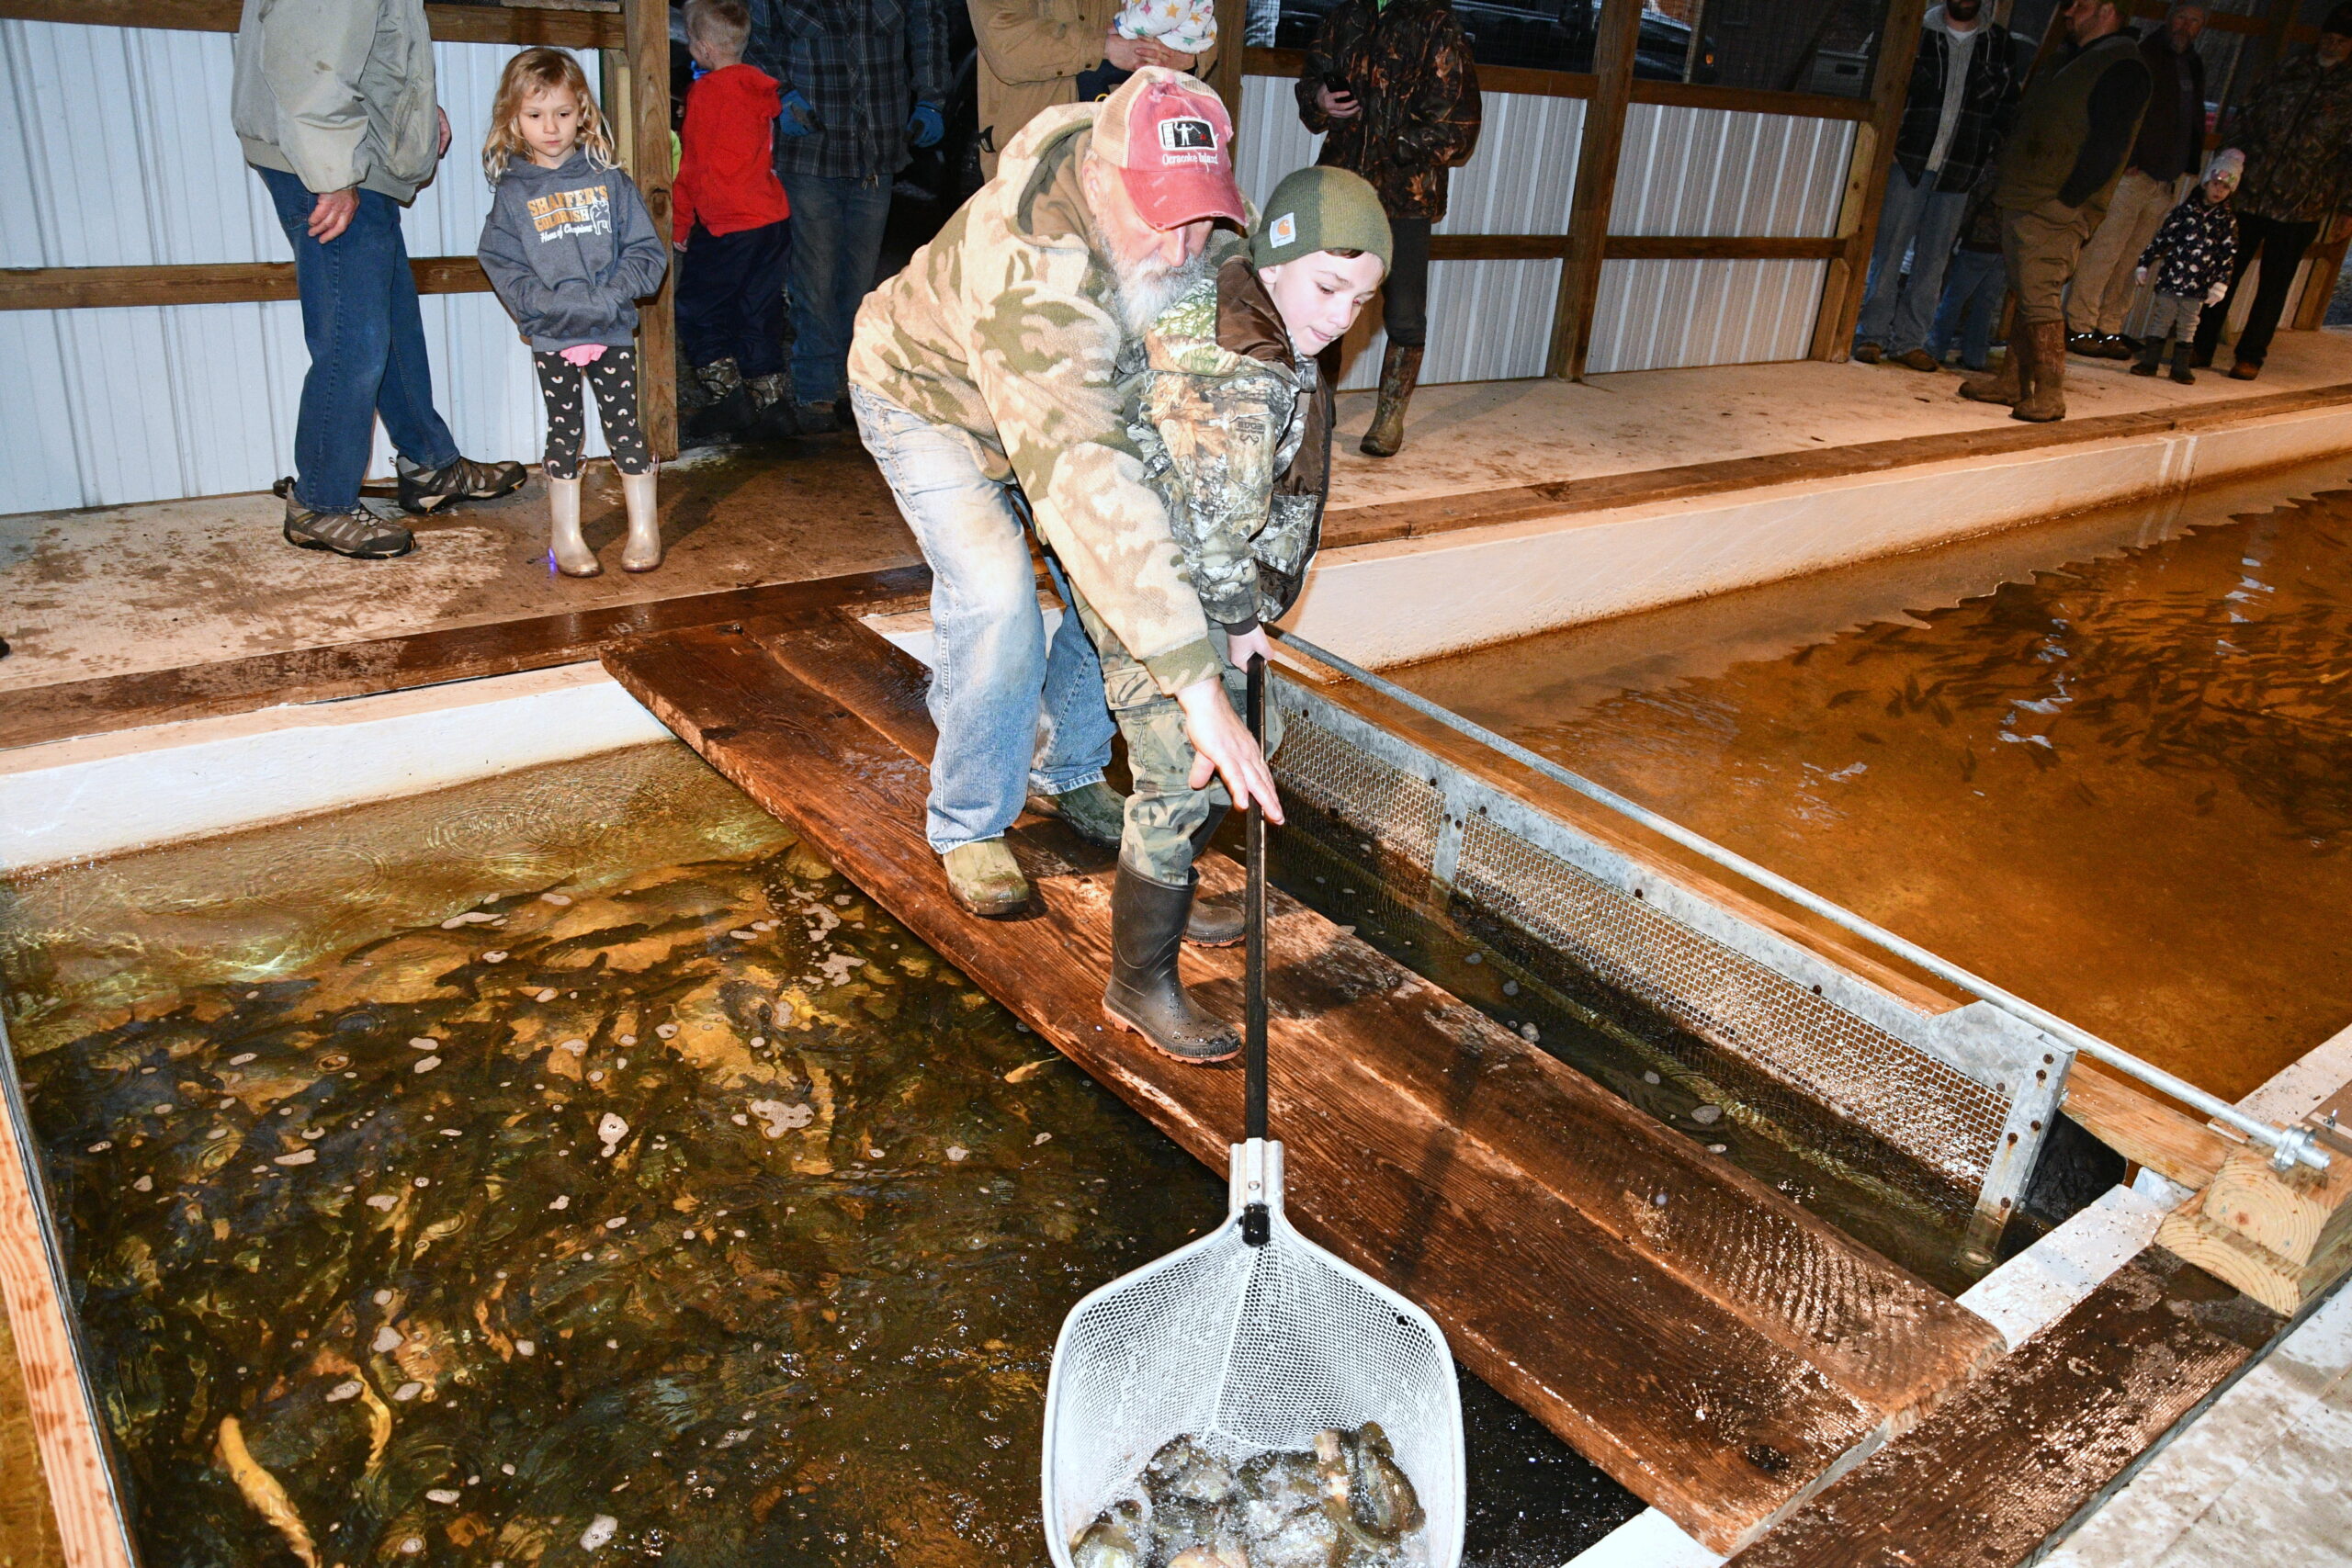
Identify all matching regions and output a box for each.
[624,0,677,459]
[2252,0,2300,82]
[1210,0,1248,122]
[1545,0,1644,380]
[1807,0,1928,361]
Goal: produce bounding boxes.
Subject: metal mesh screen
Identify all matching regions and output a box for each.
[1451,815,2007,1192]
[1268,698,2015,1204]
[1042,1168,1464,1567]
[1273,718,1444,874]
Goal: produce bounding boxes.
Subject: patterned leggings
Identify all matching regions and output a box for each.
[533,346,652,479]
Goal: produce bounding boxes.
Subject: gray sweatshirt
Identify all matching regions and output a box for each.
[232,0,439,201]
[477,151,670,352]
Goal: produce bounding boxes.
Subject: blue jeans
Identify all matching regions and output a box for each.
[779,172,892,406]
[255,165,458,513]
[1928,246,2007,371]
[1854,163,1969,356]
[850,385,1115,853]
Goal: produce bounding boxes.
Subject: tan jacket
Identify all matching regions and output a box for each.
[851,103,1238,695]
[970,0,1218,175]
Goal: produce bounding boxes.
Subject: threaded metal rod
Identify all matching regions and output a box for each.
[1275,632,2328,1174]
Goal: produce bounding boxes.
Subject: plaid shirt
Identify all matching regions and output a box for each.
[747,0,953,181]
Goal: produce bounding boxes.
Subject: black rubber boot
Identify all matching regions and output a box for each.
[1182,806,1243,947]
[2169,342,2197,385]
[1104,865,1239,1064]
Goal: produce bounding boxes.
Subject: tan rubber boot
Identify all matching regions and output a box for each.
[547,476,599,577]
[1360,343,1422,457]
[2010,321,2068,423]
[1958,329,2029,407]
[619,468,662,572]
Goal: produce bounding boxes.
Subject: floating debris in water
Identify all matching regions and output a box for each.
[581,1514,618,1551]
[1690,1105,1723,1125]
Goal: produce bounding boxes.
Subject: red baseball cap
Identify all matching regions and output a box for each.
[1094,68,1247,230]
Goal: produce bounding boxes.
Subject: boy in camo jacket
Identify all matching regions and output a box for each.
[1079,166,1391,1063]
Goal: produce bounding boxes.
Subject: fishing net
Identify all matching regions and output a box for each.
[1040,1141,1465,1565]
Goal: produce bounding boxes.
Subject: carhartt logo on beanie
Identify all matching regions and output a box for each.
[1249,166,1393,274]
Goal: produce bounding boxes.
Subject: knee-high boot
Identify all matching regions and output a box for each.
[2010,321,2068,423]
[1959,327,2030,406]
[1104,865,1240,1064]
[1361,343,1423,457]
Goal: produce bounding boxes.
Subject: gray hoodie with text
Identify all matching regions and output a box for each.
[477,151,669,352]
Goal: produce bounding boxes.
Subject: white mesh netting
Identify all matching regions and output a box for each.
[1042,1145,1464,1567]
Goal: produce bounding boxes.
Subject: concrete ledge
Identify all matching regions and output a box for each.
[0,663,667,874]
[1288,398,2352,666]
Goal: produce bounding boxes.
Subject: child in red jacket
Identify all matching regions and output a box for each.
[674,0,792,440]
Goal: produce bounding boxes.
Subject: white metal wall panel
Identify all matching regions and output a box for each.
[0,20,604,515]
[1585,256,1828,374]
[1238,76,1578,389]
[1612,103,1853,237]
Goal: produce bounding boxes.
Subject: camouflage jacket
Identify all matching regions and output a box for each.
[1295,0,1482,220]
[1127,256,1334,634]
[848,101,1240,695]
[2228,51,2352,224]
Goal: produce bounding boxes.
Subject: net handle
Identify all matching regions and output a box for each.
[1243,653,1271,1246]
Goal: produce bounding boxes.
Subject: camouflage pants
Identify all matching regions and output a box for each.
[1071,592,1285,888]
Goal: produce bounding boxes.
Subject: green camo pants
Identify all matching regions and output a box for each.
[1071,592,1284,888]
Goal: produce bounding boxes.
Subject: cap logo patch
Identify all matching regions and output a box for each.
[1271,213,1297,247]
[1159,116,1218,153]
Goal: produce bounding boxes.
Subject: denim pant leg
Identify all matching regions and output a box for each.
[1035,552,1115,794]
[852,385,1049,852]
[373,198,459,471]
[781,173,893,406]
[257,165,401,513]
[1855,164,1928,347]
[1888,187,1966,355]
[1955,250,2007,369]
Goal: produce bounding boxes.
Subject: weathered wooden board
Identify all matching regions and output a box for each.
[603,615,2006,1552]
[1724,1247,2288,1568]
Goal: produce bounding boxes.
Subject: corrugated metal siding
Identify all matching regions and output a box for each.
[1237,76,1579,389]
[1589,104,1853,373]
[0,21,601,515]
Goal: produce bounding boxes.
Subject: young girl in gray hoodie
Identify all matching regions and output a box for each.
[478,49,670,576]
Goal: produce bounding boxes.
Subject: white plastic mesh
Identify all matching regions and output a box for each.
[1042,1145,1464,1567]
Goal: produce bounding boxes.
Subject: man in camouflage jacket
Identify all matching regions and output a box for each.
[847,68,1279,931]
[2193,7,2352,376]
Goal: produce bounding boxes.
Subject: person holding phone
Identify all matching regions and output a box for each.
[1295,0,1480,458]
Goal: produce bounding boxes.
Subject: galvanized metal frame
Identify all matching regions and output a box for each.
[1272,674,2072,1230]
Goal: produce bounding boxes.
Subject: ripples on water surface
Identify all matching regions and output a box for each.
[0,744,1635,1566]
[1402,468,2352,1102]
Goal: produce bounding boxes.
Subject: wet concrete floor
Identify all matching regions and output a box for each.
[1400,462,2352,1103]
[0,744,1638,1566]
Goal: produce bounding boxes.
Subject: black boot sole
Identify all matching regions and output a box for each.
[1103,1001,1239,1064]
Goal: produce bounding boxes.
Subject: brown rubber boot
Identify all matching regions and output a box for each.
[1959,329,2029,406]
[2010,321,2068,423]
[1360,343,1422,458]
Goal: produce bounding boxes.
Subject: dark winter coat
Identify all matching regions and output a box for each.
[2126,27,2208,185]
[478,150,670,351]
[1995,30,2151,213]
[2228,49,2352,224]
[1295,0,1482,221]
[1893,16,2023,194]
[2138,188,2239,298]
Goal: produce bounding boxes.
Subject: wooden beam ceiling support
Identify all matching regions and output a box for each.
[1809,0,1928,363]
[0,258,489,310]
[622,0,676,459]
[1545,0,1644,380]
[0,0,628,49]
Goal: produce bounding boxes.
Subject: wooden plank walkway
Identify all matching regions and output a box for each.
[602,610,2007,1554]
[1727,1247,2289,1568]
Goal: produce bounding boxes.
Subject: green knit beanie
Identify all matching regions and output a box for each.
[1249,166,1393,276]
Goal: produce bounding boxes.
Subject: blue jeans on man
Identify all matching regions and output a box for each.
[1854,162,1970,356]
[255,165,459,513]
[849,385,1115,853]
[1928,246,2007,372]
[780,173,893,409]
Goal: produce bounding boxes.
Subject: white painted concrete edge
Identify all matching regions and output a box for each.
[1286,402,2352,667]
[0,662,669,873]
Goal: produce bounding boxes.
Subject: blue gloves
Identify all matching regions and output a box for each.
[778,87,818,137]
[908,100,945,149]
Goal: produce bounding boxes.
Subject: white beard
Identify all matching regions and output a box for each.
[1109,248,1215,335]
